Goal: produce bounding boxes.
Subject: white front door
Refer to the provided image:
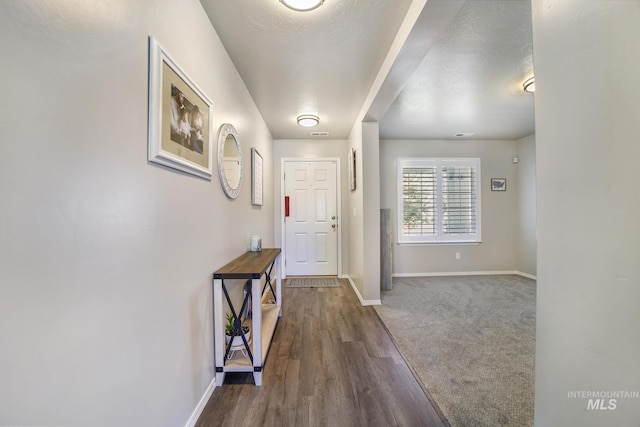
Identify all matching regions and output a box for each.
[284,160,338,276]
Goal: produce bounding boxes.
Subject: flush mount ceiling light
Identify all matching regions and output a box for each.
[280,0,324,12]
[297,114,319,127]
[523,77,535,93]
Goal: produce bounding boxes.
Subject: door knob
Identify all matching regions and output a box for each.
[331,216,336,220]
[331,224,337,229]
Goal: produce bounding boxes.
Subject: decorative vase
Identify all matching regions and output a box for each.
[225,330,251,347]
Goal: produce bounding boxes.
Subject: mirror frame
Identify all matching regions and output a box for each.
[217,123,242,199]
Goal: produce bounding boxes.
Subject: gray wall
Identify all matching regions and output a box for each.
[516,134,537,277]
[346,121,384,305]
[362,122,382,302]
[380,139,522,274]
[532,1,640,425]
[0,1,273,426]
[273,139,350,276]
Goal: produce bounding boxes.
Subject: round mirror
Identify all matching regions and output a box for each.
[217,123,242,199]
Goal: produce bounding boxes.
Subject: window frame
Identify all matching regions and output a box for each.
[397,157,481,244]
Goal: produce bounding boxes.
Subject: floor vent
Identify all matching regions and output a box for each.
[310,131,329,136]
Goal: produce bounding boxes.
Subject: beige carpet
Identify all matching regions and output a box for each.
[375,275,536,427]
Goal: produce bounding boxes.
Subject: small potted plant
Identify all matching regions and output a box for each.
[225,312,250,347]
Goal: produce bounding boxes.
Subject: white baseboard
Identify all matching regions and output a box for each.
[184,377,216,427]
[515,271,537,280]
[345,275,381,306]
[392,270,537,280]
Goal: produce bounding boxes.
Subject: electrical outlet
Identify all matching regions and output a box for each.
[456,252,461,260]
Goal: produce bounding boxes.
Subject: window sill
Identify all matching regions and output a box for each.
[397,241,482,247]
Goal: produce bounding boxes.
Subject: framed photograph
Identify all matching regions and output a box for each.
[148,36,213,179]
[349,147,356,191]
[491,178,507,191]
[251,148,263,206]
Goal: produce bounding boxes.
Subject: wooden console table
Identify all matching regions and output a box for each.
[212,248,281,386]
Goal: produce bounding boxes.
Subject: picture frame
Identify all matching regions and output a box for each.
[251,148,263,206]
[491,178,507,191]
[147,36,213,179]
[349,147,356,191]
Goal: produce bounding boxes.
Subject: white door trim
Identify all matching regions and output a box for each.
[281,157,342,278]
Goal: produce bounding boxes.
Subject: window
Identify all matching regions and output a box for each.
[398,158,481,244]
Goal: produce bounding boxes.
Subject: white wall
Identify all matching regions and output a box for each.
[273,139,350,276]
[362,122,382,303]
[0,1,273,426]
[346,125,363,297]
[516,134,537,277]
[380,139,520,274]
[532,1,640,425]
[346,122,383,305]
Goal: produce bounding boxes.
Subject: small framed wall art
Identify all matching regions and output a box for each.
[349,147,356,191]
[491,178,507,191]
[251,148,263,206]
[147,36,213,179]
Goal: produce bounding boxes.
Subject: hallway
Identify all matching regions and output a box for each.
[196,279,447,426]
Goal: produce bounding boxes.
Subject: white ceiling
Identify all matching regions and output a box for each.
[200,0,535,141]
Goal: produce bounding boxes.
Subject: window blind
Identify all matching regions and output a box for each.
[402,166,437,236]
[441,165,477,235]
[398,158,481,243]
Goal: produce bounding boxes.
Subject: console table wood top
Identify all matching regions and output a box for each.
[213,248,281,279]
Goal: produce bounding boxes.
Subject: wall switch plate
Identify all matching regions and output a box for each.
[456,252,461,260]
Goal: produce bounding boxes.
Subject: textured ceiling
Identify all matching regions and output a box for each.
[380,0,535,140]
[201,0,413,139]
[200,0,535,141]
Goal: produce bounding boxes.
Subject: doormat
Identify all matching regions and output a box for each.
[284,278,340,288]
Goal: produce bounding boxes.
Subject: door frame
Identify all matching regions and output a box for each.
[280,157,342,279]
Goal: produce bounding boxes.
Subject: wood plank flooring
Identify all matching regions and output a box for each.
[196,279,447,427]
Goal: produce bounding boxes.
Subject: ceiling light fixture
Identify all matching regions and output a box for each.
[523,77,535,93]
[297,114,319,127]
[280,0,324,12]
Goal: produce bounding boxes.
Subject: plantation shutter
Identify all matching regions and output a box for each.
[398,158,481,243]
[441,164,478,235]
[402,166,437,237]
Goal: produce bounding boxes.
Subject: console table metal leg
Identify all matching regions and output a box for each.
[215,370,225,386]
[213,278,226,386]
[276,253,282,316]
[251,276,262,385]
[253,370,263,387]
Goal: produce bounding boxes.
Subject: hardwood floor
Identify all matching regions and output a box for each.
[196,279,447,427]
